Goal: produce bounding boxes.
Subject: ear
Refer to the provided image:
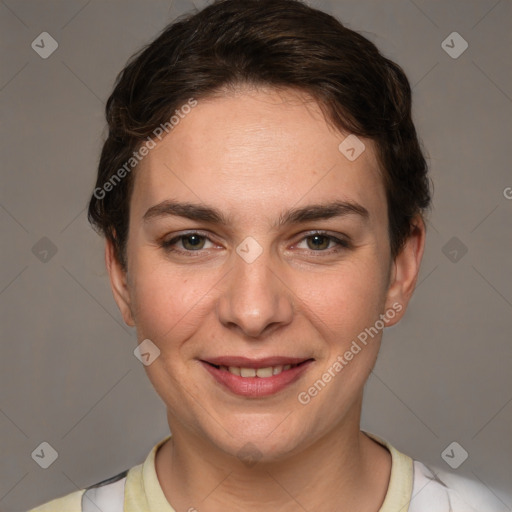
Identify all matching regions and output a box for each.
[384,216,426,326]
[105,238,135,327]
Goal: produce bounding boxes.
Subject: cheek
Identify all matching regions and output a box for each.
[296,258,388,338]
[129,261,184,338]
[291,263,388,417]
[128,263,211,398]
[129,257,219,351]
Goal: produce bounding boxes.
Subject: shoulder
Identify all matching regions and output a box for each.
[409,460,504,512]
[26,436,170,512]
[364,431,507,512]
[26,469,129,512]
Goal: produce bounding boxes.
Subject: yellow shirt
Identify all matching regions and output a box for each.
[27,432,476,512]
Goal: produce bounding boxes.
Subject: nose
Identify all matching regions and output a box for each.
[216,245,294,339]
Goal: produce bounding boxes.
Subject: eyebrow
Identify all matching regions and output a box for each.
[143,199,369,227]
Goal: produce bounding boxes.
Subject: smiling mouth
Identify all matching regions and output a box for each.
[203,359,313,378]
[200,357,315,397]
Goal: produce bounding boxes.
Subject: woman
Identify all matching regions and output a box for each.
[29,0,500,510]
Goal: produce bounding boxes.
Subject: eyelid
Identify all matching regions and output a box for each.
[292,230,351,250]
[161,230,217,248]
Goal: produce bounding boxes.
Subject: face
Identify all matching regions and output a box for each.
[107,87,424,462]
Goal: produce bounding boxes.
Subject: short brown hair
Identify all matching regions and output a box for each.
[88,0,431,271]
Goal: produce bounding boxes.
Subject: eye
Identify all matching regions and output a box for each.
[296,232,351,253]
[161,232,215,254]
[160,230,351,258]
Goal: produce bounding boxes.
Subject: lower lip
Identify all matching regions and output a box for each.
[201,361,313,397]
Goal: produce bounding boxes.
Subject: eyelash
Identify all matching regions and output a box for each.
[160,231,351,257]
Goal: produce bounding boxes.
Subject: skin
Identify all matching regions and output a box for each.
[106,86,426,512]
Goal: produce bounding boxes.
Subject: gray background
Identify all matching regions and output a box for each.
[1,0,511,511]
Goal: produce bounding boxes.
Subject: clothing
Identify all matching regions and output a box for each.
[27,432,502,511]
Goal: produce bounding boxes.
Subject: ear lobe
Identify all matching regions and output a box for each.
[105,238,135,327]
[384,217,426,326]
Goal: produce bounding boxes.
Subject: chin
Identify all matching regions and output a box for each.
[201,417,309,465]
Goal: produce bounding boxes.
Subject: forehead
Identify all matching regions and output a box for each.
[131,87,386,225]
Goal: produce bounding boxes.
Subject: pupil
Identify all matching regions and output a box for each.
[185,235,203,249]
[309,235,328,250]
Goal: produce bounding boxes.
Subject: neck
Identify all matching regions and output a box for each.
[155,405,391,512]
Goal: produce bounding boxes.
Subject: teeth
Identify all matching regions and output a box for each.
[256,367,273,378]
[240,368,256,377]
[216,363,299,378]
[228,366,241,376]
[272,365,283,375]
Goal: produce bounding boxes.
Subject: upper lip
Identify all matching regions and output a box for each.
[201,356,313,368]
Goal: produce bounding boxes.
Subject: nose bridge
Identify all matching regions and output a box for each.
[216,237,293,338]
